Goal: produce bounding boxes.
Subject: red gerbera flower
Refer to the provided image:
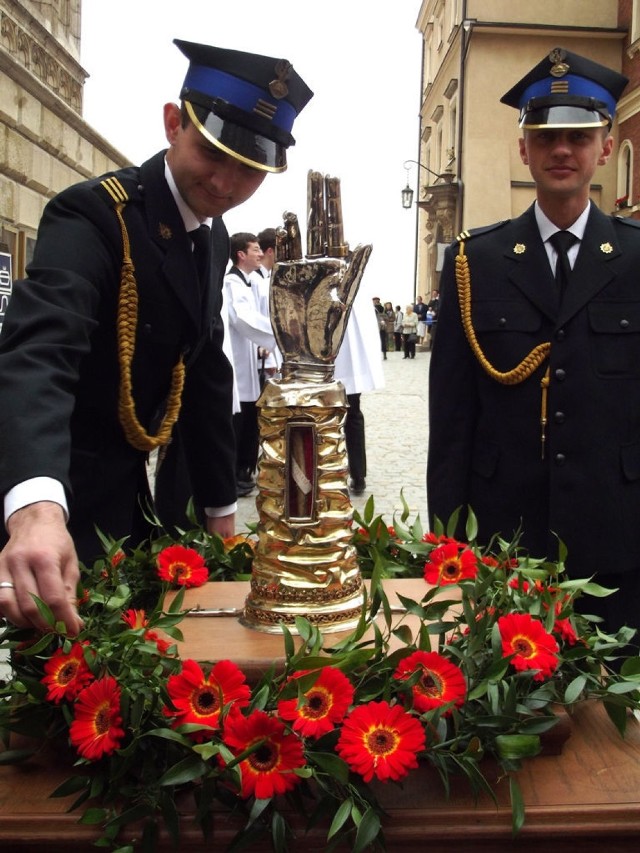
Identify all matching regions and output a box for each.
[111,550,125,568]
[76,588,90,607]
[144,629,172,655]
[394,651,466,715]
[222,707,305,799]
[164,659,250,740]
[122,608,172,655]
[424,541,478,585]
[498,613,559,681]
[554,618,578,646]
[122,608,148,629]
[508,576,530,592]
[69,675,124,761]
[336,701,425,783]
[277,667,354,737]
[422,532,462,546]
[42,642,94,703]
[156,544,208,588]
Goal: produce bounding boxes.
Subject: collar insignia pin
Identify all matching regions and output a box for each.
[513,243,526,255]
[600,242,613,254]
[158,223,172,240]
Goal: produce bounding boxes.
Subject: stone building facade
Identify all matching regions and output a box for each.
[616,1,640,216]
[0,0,128,295]
[413,0,631,300]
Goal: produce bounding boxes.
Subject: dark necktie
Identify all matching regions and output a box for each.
[190,224,211,290]
[549,230,577,300]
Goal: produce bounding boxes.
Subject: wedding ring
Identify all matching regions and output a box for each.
[0,581,15,589]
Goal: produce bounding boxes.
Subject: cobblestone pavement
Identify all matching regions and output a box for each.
[236,346,431,533]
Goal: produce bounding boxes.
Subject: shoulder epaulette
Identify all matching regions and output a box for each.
[92,173,140,208]
[455,220,510,243]
[614,214,640,229]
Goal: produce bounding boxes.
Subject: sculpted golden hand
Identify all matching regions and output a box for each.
[270,171,372,379]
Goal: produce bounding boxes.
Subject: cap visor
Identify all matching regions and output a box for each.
[186,101,286,173]
[520,105,610,129]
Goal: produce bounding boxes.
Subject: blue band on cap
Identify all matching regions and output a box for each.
[183,65,296,133]
[521,74,616,118]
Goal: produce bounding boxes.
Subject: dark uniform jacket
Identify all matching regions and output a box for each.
[427,202,640,579]
[0,150,235,562]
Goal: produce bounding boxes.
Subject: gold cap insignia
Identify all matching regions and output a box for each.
[549,48,569,78]
[158,223,172,240]
[269,60,292,99]
[513,243,526,255]
[600,242,613,254]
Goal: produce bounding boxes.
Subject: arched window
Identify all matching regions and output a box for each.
[617,140,633,208]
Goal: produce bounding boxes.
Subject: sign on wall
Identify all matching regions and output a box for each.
[0,251,12,334]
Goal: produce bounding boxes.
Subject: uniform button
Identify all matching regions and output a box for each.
[498,317,507,327]
[555,368,566,381]
[620,319,630,329]
[554,453,566,465]
[143,323,152,334]
[554,411,565,423]
[556,329,565,341]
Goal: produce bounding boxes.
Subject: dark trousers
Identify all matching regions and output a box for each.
[394,331,402,351]
[233,401,259,475]
[345,393,366,482]
[403,335,416,358]
[154,428,205,534]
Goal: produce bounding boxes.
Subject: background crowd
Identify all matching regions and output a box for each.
[373,293,439,359]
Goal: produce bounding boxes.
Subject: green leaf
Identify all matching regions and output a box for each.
[603,699,629,736]
[311,751,349,784]
[0,747,38,765]
[104,803,154,830]
[78,807,108,825]
[158,754,208,786]
[495,734,541,760]
[328,797,353,840]
[272,809,287,852]
[605,681,640,695]
[30,595,56,629]
[352,806,381,853]
[465,506,479,542]
[247,797,271,827]
[282,624,295,659]
[391,624,414,646]
[49,774,91,797]
[620,656,640,677]
[564,675,587,705]
[509,776,526,835]
[167,586,185,613]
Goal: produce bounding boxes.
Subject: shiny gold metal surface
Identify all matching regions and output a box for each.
[242,173,372,633]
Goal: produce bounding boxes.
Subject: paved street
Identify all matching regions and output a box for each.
[236,346,431,533]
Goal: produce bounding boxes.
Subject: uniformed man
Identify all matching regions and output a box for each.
[427,47,640,640]
[0,40,312,633]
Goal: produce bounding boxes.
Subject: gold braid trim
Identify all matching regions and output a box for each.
[455,239,551,458]
[104,179,185,451]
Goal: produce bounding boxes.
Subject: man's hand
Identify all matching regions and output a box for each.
[206,512,235,540]
[0,502,83,634]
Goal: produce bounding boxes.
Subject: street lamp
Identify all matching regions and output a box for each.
[401,159,445,209]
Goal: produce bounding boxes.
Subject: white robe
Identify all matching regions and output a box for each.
[250,267,282,372]
[334,281,385,395]
[224,268,276,403]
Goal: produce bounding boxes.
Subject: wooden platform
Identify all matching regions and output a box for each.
[1,580,639,851]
